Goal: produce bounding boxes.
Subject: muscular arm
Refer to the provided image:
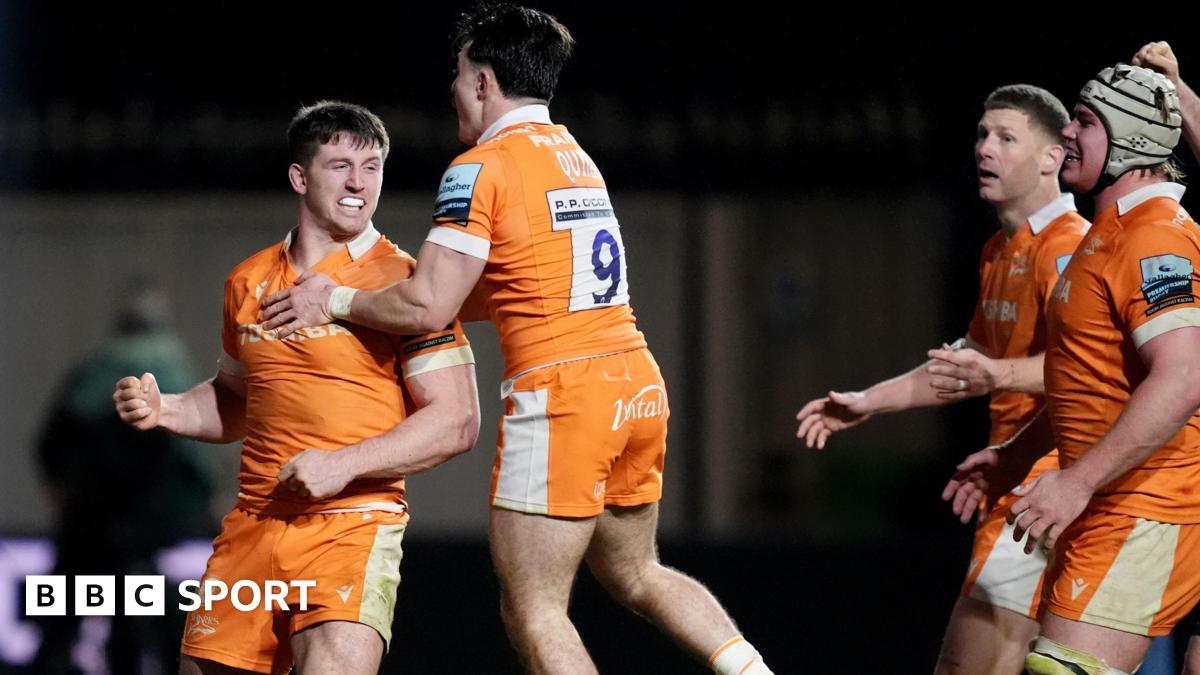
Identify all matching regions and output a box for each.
[114,369,246,444]
[349,242,486,334]
[1009,326,1200,551]
[1061,326,1200,493]
[278,363,481,498]
[261,242,487,338]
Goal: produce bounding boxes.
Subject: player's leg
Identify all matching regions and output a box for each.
[1183,635,1200,674]
[280,511,408,675]
[935,596,1038,674]
[291,620,383,674]
[180,508,288,674]
[587,349,771,673]
[583,503,770,674]
[1028,614,1148,673]
[490,507,599,674]
[937,478,1050,674]
[1025,514,1200,673]
[178,655,260,675]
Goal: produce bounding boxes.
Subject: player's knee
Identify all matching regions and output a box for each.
[1024,637,1129,675]
[588,558,657,610]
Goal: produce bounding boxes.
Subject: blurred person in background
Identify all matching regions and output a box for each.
[35,276,215,674]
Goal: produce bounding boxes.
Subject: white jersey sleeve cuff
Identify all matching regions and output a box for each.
[426,227,491,261]
[1132,308,1200,348]
[402,345,476,379]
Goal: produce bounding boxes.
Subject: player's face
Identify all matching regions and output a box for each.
[1061,104,1107,192]
[452,46,485,145]
[974,108,1047,205]
[294,134,384,237]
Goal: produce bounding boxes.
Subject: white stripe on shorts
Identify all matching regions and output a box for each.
[970,517,1049,616]
[1079,518,1178,633]
[492,389,551,514]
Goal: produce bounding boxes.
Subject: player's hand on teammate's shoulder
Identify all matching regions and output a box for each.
[278,448,353,499]
[260,271,338,339]
[1132,41,1180,86]
[794,390,872,449]
[112,372,161,431]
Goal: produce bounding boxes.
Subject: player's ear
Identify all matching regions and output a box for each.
[1043,143,1066,175]
[288,163,307,195]
[478,65,498,100]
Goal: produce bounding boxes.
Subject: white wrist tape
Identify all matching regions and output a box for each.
[327,286,358,320]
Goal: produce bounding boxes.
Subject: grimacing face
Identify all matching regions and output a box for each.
[1060,104,1108,193]
[293,133,384,237]
[975,107,1050,206]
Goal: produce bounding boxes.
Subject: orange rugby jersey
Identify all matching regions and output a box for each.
[967,194,1089,445]
[1045,183,1200,522]
[425,105,646,378]
[219,225,474,515]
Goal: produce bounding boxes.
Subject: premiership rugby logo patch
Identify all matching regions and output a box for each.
[432,163,484,223]
[1140,253,1195,315]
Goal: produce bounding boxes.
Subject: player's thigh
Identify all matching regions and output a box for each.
[584,503,660,585]
[278,511,408,655]
[1037,512,1200,671]
[178,654,260,675]
[960,463,1053,619]
[1184,634,1200,675]
[489,507,596,604]
[936,595,1038,675]
[291,620,383,675]
[181,508,289,673]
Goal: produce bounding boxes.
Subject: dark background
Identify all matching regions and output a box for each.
[1,3,1197,672]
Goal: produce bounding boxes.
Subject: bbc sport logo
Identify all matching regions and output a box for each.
[25,576,317,616]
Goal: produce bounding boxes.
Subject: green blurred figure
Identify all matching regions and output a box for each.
[34,277,214,674]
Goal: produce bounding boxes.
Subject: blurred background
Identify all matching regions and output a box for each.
[1,3,1197,672]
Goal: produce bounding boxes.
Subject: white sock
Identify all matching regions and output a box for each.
[709,636,774,675]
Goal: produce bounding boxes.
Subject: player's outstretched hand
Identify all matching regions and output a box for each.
[795,391,872,449]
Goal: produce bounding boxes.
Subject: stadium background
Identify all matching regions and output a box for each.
[0,3,1196,672]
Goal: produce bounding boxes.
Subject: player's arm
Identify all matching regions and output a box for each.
[260,242,485,338]
[347,242,486,334]
[795,340,971,448]
[113,368,246,444]
[278,362,481,499]
[1009,326,1200,551]
[1134,41,1200,161]
[927,336,1045,400]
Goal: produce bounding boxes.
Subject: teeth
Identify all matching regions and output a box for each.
[339,197,365,208]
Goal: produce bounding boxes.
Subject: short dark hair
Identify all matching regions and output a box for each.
[453,3,575,102]
[287,100,389,167]
[984,85,1070,144]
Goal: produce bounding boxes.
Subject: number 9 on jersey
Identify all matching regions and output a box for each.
[547,187,630,312]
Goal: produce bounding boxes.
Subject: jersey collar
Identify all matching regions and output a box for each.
[1027,193,1077,235]
[1116,182,1186,216]
[477,104,552,144]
